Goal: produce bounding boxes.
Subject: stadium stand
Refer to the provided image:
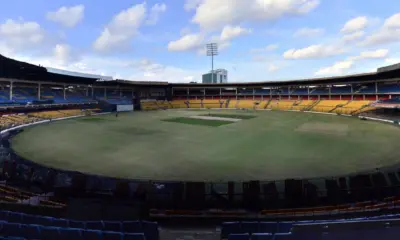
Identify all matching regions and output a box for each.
[0,210,157,240]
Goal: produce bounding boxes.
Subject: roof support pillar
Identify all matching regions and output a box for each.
[253,88,255,100]
[63,84,66,100]
[104,87,107,98]
[92,86,94,98]
[329,86,331,100]
[307,86,310,100]
[86,86,89,97]
[38,83,41,100]
[351,85,353,100]
[236,88,238,100]
[9,81,13,101]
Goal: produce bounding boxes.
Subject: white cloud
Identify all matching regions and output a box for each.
[190,0,319,30]
[341,16,368,33]
[350,49,389,61]
[294,27,324,37]
[46,5,85,28]
[361,29,400,46]
[251,44,279,53]
[315,60,354,76]
[383,13,400,29]
[268,64,279,72]
[184,0,203,11]
[385,58,400,65]
[0,19,45,50]
[315,49,389,76]
[93,3,147,52]
[283,44,345,59]
[53,44,81,66]
[168,25,250,53]
[146,3,167,25]
[361,12,400,46]
[219,25,252,42]
[342,31,364,42]
[167,33,204,52]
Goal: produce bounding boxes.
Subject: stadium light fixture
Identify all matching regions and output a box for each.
[206,43,218,84]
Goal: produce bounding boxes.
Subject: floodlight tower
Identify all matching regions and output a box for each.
[206,43,218,83]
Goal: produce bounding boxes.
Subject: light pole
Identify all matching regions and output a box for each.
[206,43,218,83]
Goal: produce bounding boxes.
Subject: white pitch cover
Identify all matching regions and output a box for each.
[117,105,134,112]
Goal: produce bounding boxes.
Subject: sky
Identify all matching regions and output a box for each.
[0,0,399,83]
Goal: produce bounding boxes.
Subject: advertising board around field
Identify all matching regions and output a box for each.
[117,104,134,112]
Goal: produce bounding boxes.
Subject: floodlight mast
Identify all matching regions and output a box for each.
[206,43,218,84]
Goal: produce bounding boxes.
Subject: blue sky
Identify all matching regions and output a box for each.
[0,0,399,83]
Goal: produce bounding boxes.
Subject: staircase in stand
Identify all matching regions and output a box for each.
[329,100,351,113]
[264,99,273,109]
[303,100,320,111]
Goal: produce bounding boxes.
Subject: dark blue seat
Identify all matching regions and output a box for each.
[251,233,273,240]
[69,220,86,229]
[277,222,292,233]
[123,221,142,233]
[35,216,54,226]
[20,224,41,239]
[380,227,400,240]
[2,222,21,237]
[58,227,83,240]
[84,229,103,240]
[142,221,158,240]
[0,211,9,220]
[274,233,293,240]
[21,214,36,225]
[86,221,104,231]
[221,222,241,238]
[7,212,24,223]
[103,230,123,240]
[241,222,259,234]
[3,237,26,240]
[40,226,60,240]
[104,221,122,232]
[52,218,69,228]
[124,233,146,240]
[259,222,278,234]
[228,233,250,240]
[293,231,322,240]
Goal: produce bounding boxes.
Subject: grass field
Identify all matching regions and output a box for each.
[11,109,400,181]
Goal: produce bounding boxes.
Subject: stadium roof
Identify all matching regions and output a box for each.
[1,54,399,87]
[0,54,99,84]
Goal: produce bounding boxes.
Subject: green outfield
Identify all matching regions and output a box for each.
[11,109,400,181]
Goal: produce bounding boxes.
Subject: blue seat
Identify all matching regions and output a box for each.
[103,230,123,240]
[123,221,142,233]
[222,222,241,238]
[241,222,259,234]
[142,221,159,240]
[21,214,36,225]
[20,224,41,239]
[228,233,250,240]
[293,231,321,240]
[277,222,292,233]
[69,220,86,229]
[7,212,24,223]
[104,221,122,232]
[36,216,54,226]
[250,233,273,240]
[4,237,25,240]
[259,222,278,234]
[124,233,146,240]
[86,221,104,231]
[2,222,21,237]
[273,233,293,240]
[52,218,69,227]
[0,211,9,220]
[41,226,60,240]
[84,229,103,240]
[58,227,83,240]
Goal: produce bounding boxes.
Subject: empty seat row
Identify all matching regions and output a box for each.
[0,221,146,240]
[221,222,292,238]
[227,227,400,240]
[0,211,158,240]
[228,233,291,240]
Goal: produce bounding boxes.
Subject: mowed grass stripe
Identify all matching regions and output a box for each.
[201,113,256,120]
[162,117,233,127]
